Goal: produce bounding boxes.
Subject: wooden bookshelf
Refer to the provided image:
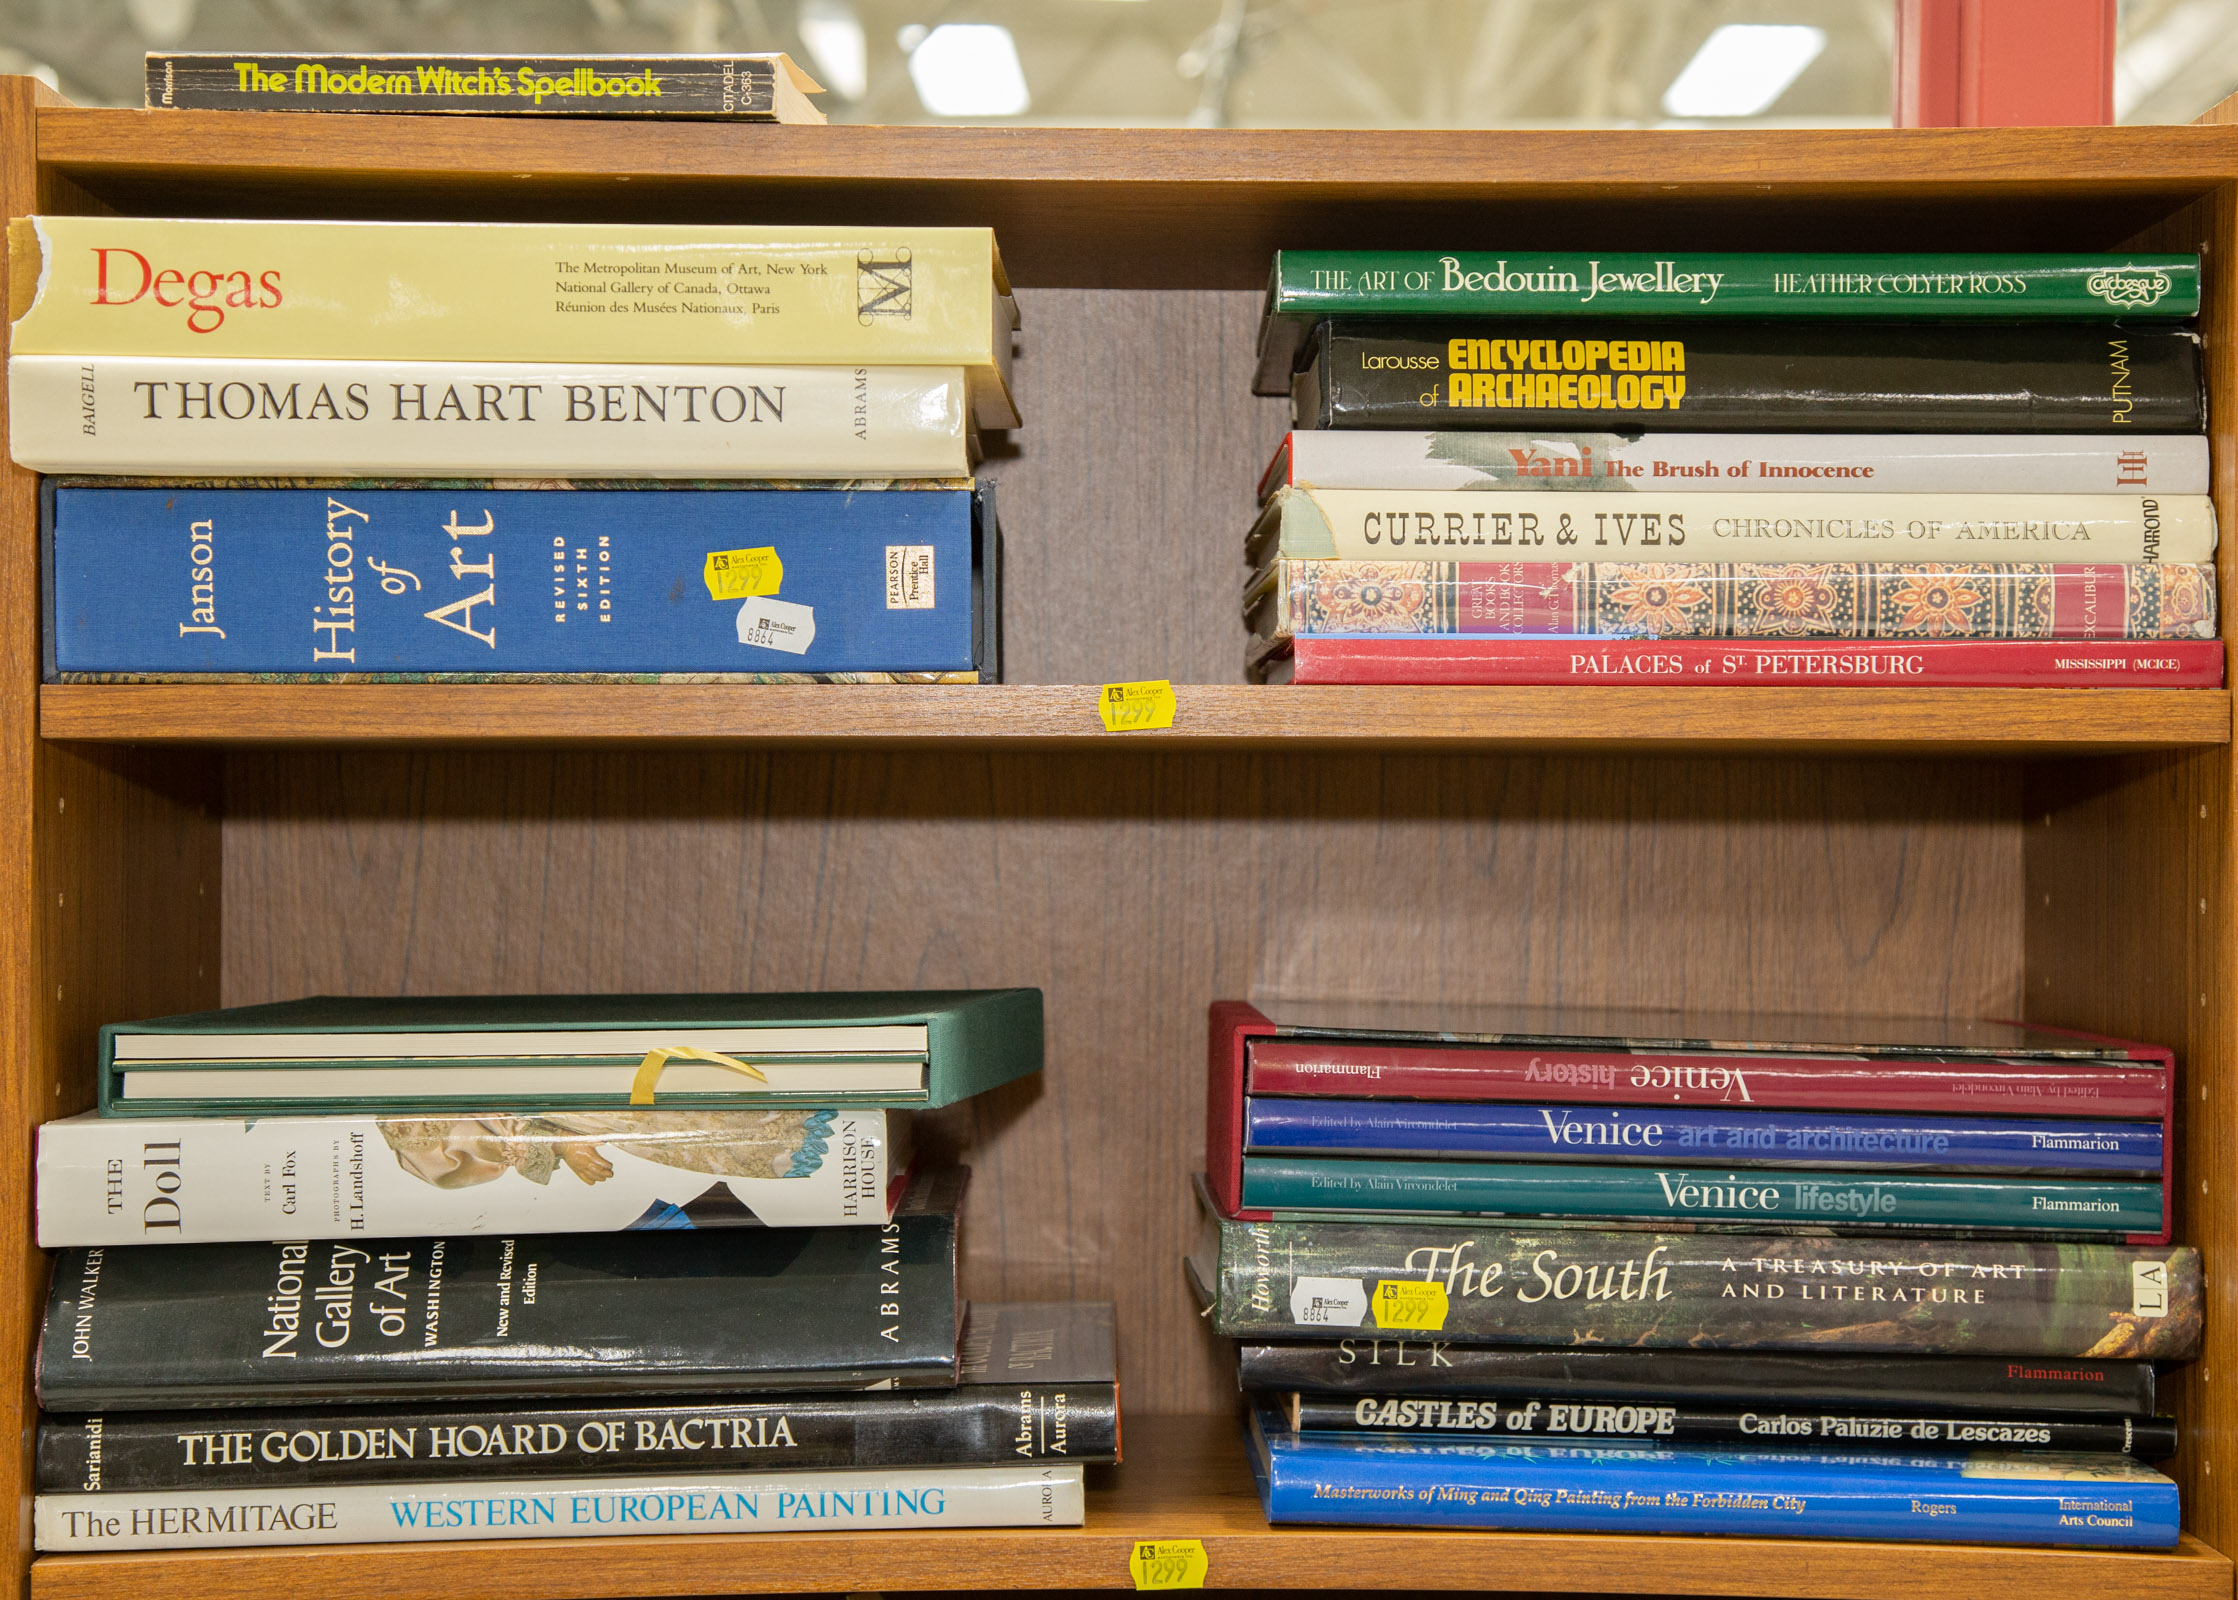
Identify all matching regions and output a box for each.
[9,86,2238,1600]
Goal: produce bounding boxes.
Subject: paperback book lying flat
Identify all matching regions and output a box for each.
[96,990,1042,1115]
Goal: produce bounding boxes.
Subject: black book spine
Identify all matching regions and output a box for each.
[1233,1343,2156,1416]
[39,1172,962,1410]
[1295,319,2204,433]
[38,1384,1118,1492]
[1287,1395,2176,1459]
[143,54,782,117]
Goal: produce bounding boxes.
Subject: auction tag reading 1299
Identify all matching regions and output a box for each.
[1371,1279,1450,1331]
[1129,1539,1207,1589]
[1098,680,1177,732]
[703,546,784,601]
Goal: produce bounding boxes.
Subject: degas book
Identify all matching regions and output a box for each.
[1257,432,2213,499]
[1251,250,2203,392]
[37,1107,915,1245]
[147,51,826,121]
[38,1301,1119,1490]
[44,481,998,681]
[7,217,1022,428]
[93,991,1043,1115]
[1243,1410,2178,1547]
[35,1461,1084,1551]
[39,1170,964,1410]
[9,357,974,478]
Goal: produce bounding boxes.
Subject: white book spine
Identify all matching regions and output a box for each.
[1272,431,2212,496]
[36,1107,901,1245]
[7,356,971,478]
[1263,487,2218,565]
[35,1462,1083,1550]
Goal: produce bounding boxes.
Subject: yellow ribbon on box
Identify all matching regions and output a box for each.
[629,1045,769,1105]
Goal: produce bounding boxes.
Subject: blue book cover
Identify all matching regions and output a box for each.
[1246,1410,2180,1547]
[1238,1154,2163,1234]
[1243,1097,2163,1175]
[44,481,992,677]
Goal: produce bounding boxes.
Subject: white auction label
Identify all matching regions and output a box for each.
[1289,1275,1368,1327]
[736,596,817,655]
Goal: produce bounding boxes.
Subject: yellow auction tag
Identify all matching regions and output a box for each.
[1371,1280,1450,1331]
[1098,679,1177,732]
[1129,1539,1207,1590]
[703,546,783,600]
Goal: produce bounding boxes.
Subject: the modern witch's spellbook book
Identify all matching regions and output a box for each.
[92,990,1042,1115]
[38,1300,1118,1491]
[39,1169,967,1410]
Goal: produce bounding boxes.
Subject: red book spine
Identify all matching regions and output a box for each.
[1247,1041,2171,1118]
[1279,637,2225,686]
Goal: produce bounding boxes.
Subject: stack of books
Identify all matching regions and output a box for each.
[1192,1000,2197,1545]
[8,216,1016,683]
[1242,250,2221,688]
[32,990,1119,1551]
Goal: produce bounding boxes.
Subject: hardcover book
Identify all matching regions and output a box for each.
[7,217,1022,428]
[36,1461,1084,1550]
[1192,1182,2202,1358]
[37,1107,914,1245]
[146,52,826,121]
[39,1169,966,1410]
[45,481,998,681]
[1242,1097,2164,1175]
[1251,635,2226,688]
[95,990,1043,1115]
[1282,1394,2173,1457]
[37,1300,1119,1491]
[9,357,973,479]
[1238,1153,2165,1238]
[1250,560,2219,643]
[1244,1410,2179,1546]
[1205,1002,2177,1223]
[1252,250,2203,392]
[1245,486,2217,567]
[1256,432,2212,500]
[1291,319,2204,434]
[1231,1344,2158,1416]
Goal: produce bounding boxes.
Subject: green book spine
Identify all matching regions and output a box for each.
[1239,1155,2162,1235]
[1209,1212,2202,1357]
[1254,251,2201,393]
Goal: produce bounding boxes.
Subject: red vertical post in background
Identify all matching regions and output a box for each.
[1895,0,2116,126]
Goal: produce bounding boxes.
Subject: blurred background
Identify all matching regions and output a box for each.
[2,0,2233,126]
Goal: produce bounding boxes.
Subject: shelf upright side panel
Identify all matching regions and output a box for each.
[3,76,225,1585]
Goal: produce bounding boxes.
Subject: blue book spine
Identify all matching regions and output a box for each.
[1248,1412,2180,1547]
[1243,1097,2163,1174]
[1238,1154,2163,1233]
[45,482,985,675]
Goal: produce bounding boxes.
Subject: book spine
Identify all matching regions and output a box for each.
[1250,1419,2179,1545]
[1245,1041,2173,1118]
[145,55,792,118]
[1288,1396,2175,1457]
[37,1384,1119,1491]
[9,217,1019,427]
[46,483,983,677]
[8,357,971,478]
[1239,1154,2164,1235]
[1263,432,2213,497]
[1267,637,2226,688]
[1232,1343,2158,1415]
[35,1462,1084,1550]
[1211,1217,2202,1357]
[1242,1098,2164,1175]
[1258,560,2218,643]
[1275,251,2202,321]
[38,1191,960,1408]
[1252,488,2218,566]
[36,1109,903,1246]
[1296,321,2204,434]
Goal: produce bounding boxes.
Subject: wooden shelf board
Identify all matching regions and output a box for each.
[27,1417,2234,1600]
[36,683,2233,754]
